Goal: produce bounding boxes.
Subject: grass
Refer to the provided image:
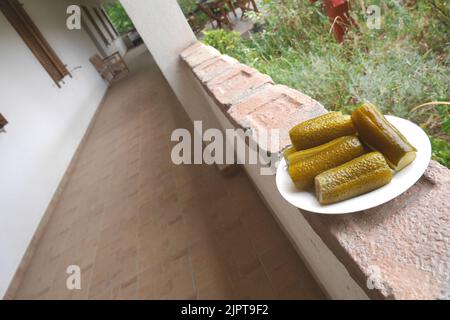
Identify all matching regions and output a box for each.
[202,0,450,168]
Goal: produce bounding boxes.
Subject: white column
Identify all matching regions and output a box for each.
[119,0,221,130]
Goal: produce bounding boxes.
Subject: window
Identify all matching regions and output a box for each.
[93,6,116,41]
[0,0,70,87]
[81,5,110,47]
[100,7,119,39]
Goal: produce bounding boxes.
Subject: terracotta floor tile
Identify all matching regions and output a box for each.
[233,266,275,300]
[197,279,235,300]
[112,275,138,300]
[190,239,239,293]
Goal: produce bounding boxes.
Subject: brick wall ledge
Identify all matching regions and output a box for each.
[181,42,450,300]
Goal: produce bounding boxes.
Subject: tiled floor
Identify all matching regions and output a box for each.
[14,46,325,300]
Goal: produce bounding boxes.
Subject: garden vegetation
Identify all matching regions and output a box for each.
[202,0,450,168]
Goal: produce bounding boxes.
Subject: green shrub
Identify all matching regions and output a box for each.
[202,0,450,168]
[178,0,198,15]
[104,1,134,34]
[431,138,450,168]
[202,29,243,56]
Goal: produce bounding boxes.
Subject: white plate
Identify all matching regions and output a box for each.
[275,116,432,214]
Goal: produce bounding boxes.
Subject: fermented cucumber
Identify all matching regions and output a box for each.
[283,146,297,162]
[288,136,365,190]
[286,136,360,165]
[315,152,393,205]
[289,112,356,150]
[351,103,417,171]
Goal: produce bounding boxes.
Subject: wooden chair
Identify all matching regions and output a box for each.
[224,0,237,18]
[89,52,129,83]
[198,1,231,29]
[186,13,205,34]
[235,0,258,19]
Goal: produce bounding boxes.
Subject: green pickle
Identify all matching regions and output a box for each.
[315,152,393,205]
[351,103,417,171]
[288,136,364,190]
[289,112,356,151]
[283,146,297,162]
[286,136,359,165]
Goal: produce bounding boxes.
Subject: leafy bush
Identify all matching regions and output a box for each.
[203,0,450,168]
[202,29,243,56]
[104,1,135,34]
[178,0,198,15]
[431,138,450,168]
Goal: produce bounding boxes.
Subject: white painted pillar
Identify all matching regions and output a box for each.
[118,0,221,131]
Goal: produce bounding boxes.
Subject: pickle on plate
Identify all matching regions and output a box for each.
[289,112,356,150]
[286,136,360,166]
[351,102,417,171]
[315,152,393,205]
[288,136,365,190]
[283,146,297,161]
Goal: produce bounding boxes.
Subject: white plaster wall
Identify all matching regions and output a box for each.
[0,0,120,298]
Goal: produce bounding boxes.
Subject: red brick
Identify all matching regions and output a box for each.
[193,55,238,83]
[182,44,220,68]
[228,85,327,153]
[206,64,274,108]
[180,42,203,59]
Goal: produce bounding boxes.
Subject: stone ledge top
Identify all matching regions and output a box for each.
[228,84,327,153]
[181,42,325,152]
[181,41,450,300]
[182,43,221,68]
[304,160,450,300]
[206,64,274,108]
